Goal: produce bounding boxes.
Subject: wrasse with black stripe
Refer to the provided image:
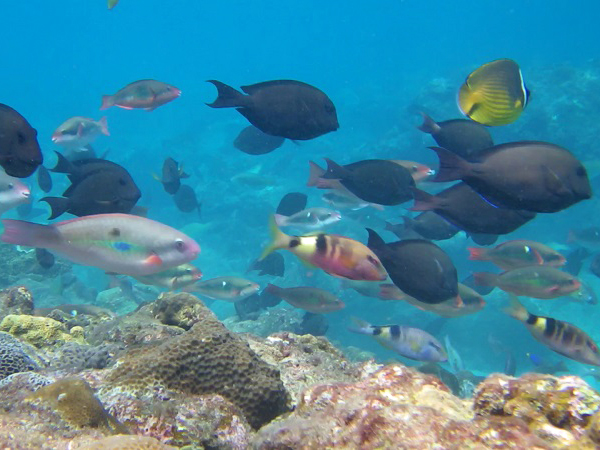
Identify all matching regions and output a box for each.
[348,317,447,362]
[504,296,600,366]
[259,215,387,281]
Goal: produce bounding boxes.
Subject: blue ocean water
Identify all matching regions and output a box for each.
[3,0,600,382]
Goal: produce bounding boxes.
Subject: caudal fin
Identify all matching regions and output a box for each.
[410,188,437,211]
[347,316,372,335]
[430,147,470,182]
[503,295,529,322]
[259,215,290,261]
[467,247,490,261]
[98,116,110,136]
[473,272,500,287]
[417,112,441,135]
[100,95,114,111]
[41,197,70,220]
[50,151,74,174]
[206,80,247,108]
[1,219,60,248]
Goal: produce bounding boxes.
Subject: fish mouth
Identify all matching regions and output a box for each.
[22,191,31,199]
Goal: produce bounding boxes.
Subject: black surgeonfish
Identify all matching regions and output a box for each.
[276,192,308,217]
[156,157,188,195]
[386,212,460,241]
[418,113,493,160]
[458,58,529,126]
[247,252,285,277]
[173,184,201,215]
[42,152,140,219]
[411,183,536,235]
[505,296,600,366]
[0,104,43,177]
[207,80,338,140]
[323,158,415,206]
[37,165,52,193]
[367,229,459,305]
[431,142,591,213]
[234,125,286,155]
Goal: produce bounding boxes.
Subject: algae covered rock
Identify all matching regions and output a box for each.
[151,291,208,330]
[72,434,176,449]
[105,293,290,429]
[0,285,34,319]
[0,314,87,348]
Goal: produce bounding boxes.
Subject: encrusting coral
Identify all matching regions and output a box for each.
[0,314,87,348]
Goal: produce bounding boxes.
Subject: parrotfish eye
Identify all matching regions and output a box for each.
[411,165,418,173]
[174,239,185,251]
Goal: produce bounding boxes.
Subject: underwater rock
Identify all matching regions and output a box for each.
[72,434,176,449]
[473,373,600,448]
[95,287,138,316]
[252,364,554,449]
[0,285,34,319]
[0,314,87,348]
[151,291,209,330]
[104,296,290,429]
[224,307,304,337]
[295,312,328,336]
[53,342,124,370]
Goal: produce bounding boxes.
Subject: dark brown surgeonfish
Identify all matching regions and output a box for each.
[323,158,415,206]
[234,125,286,155]
[42,152,141,219]
[0,104,43,177]
[431,142,592,213]
[411,183,536,235]
[386,212,460,241]
[276,192,308,217]
[417,113,493,161]
[173,184,201,215]
[207,80,339,140]
[247,252,285,277]
[367,229,459,305]
[156,157,188,195]
[37,165,52,193]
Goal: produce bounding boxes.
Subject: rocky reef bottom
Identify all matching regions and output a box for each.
[0,287,599,449]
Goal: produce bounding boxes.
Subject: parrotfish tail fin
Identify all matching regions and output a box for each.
[50,151,74,174]
[264,283,282,297]
[430,147,469,182]
[98,116,110,136]
[100,95,114,111]
[307,160,326,186]
[205,80,247,108]
[273,214,288,227]
[416,112,441,135]
[322,158,351,180]
[410,187,437,211]
[366,228,386,251]
[467,247,489,261]
[503,295,529,322]
[472,272,499,287]
[348,316,372,335]
[454,294,464,308]
[1,219,60,248]
[379,284,405,300]
[41,197,70,221]
[259,215,290,261]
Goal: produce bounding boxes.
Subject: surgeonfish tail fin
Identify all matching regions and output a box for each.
[205,80,247,108]
[259,215,290,261]
[417,112,441,135]
[100,95,114,111]
[503,295,529,322]
[467,247,489,261]
[307,160,326,186]
[430,146,470,182]
[41,197,70,220]
[348,316,372,335]
[98,116,110,136]
[50,151,74,174]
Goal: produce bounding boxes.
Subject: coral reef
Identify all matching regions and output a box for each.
[151,291,208,330]
[0,286,34,319]
[0,314,87,348]
[72,434,176,449]
[105,293,290,429]
[224,307,305,337]
[25,377,127,433]
[53,342,124,370]
[0,331,41,380]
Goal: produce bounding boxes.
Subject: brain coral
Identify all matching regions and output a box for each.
[0,331,39,380]
[106,292,290,429]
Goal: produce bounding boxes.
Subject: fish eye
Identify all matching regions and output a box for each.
[16,132,26,145]
[7,183,13,190]
[367,255,380,266]
[174,239,185,251]
[119,178,127,186]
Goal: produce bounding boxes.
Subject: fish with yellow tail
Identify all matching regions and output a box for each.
[260,215,387,281]
[0,213,200,276]
[348,317,447,362]
[504,296,600,366]
[458,58,529,126]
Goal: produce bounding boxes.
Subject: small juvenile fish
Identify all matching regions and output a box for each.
[474,266,580,299]
[0,213,200,276]
[505,296,600,366]
[274,207,341,231]
[133,263,202,290]
[348,317,447,362]
[51,117,109,149]
[260,215,387,281]
[568,227,600,247]
[265,284,344,314]
[154,157,189,195]
[185,276,259,302]
[468,240,566,270]
[101,79,181,111]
